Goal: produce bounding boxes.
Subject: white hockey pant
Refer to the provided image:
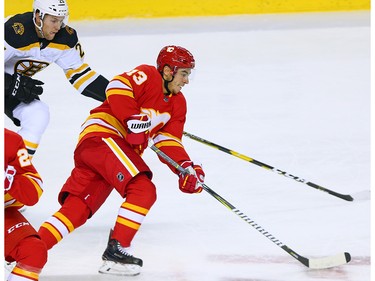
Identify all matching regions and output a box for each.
[13,100,50,156]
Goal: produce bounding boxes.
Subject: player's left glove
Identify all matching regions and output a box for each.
[125,114,151,146]
[178,161,205,194]
[6,73,44,103]
[4,165,16,192]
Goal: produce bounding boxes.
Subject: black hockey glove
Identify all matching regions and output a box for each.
[6,73,44,104]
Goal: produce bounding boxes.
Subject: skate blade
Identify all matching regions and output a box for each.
[98,261,141,276]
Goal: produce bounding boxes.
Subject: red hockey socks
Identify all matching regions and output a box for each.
[7,236,47,281]
[112,173,157,247]
[38,195,91,250]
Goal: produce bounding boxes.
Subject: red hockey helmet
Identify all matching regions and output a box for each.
[157,45,195,74]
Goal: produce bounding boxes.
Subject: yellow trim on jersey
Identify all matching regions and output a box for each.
[155,140,184,148]
[41,222,63,242]
[78,124,119,142]
[23,172,43,197]
[122,202,149,215]
[4,193,13,201]
[4,193,18,207]
[12,266,39,279]
[73,70,96,90]
[102,137,139,176]
[54,211,75,232]
[106,88,134,98]
[23,139,38,149]
[18,42,39,51]
[114,75,133,88]
[65,63,89,79]
[85,112,128,137]
[48,42,70,50]
[116,216,140,230]
[5,202,23,208]
[160,132,182,142]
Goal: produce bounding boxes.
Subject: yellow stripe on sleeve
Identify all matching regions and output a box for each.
[65,63,89,79]
[106,88,134,98]
[114,75,132,88]
[155,140,184,148]
[23,173,43,198]
[73,70,96,90]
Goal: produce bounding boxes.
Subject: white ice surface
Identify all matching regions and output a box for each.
[4,11,371,281]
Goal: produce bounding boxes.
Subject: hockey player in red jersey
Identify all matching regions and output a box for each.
[4,0,108,157]
[37,45,205,276]
[4,128,47,281]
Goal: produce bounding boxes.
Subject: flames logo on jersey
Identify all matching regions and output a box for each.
[15,60,49,77]
[140,108,171,133]
[12,23,24,35]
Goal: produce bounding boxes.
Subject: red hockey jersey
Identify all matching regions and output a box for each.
[4,129,43,209]
[78,64,192,172]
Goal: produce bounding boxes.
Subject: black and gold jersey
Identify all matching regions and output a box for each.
[4,12,107,101]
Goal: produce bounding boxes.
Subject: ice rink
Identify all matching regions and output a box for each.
[4,11,371,281]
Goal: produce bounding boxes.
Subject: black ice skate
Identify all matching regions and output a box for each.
[98,239,143,276]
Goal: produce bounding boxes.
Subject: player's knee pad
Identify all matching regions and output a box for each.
[59,194,91,228]
[38,195,91,250]
[129,173,157,207]
[15,236,48,269]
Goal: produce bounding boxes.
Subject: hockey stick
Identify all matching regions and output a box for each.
[150,145,351,269]
[183,131,358,202]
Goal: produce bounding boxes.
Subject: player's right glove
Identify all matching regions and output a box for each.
[4,165,16,192]
[125,114,151,146]
[178,161,205,194]
[5,73,44,103]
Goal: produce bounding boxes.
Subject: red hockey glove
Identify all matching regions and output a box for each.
[125,114,151,146]
[4,165,16,192]
[178,161,205,194]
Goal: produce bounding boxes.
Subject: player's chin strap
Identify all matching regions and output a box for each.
[163,75,174,96]
[33,14,45,38]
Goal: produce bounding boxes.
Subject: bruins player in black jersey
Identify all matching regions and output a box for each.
[4,0,109,157]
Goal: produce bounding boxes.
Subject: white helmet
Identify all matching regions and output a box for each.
[33,0,69,26]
